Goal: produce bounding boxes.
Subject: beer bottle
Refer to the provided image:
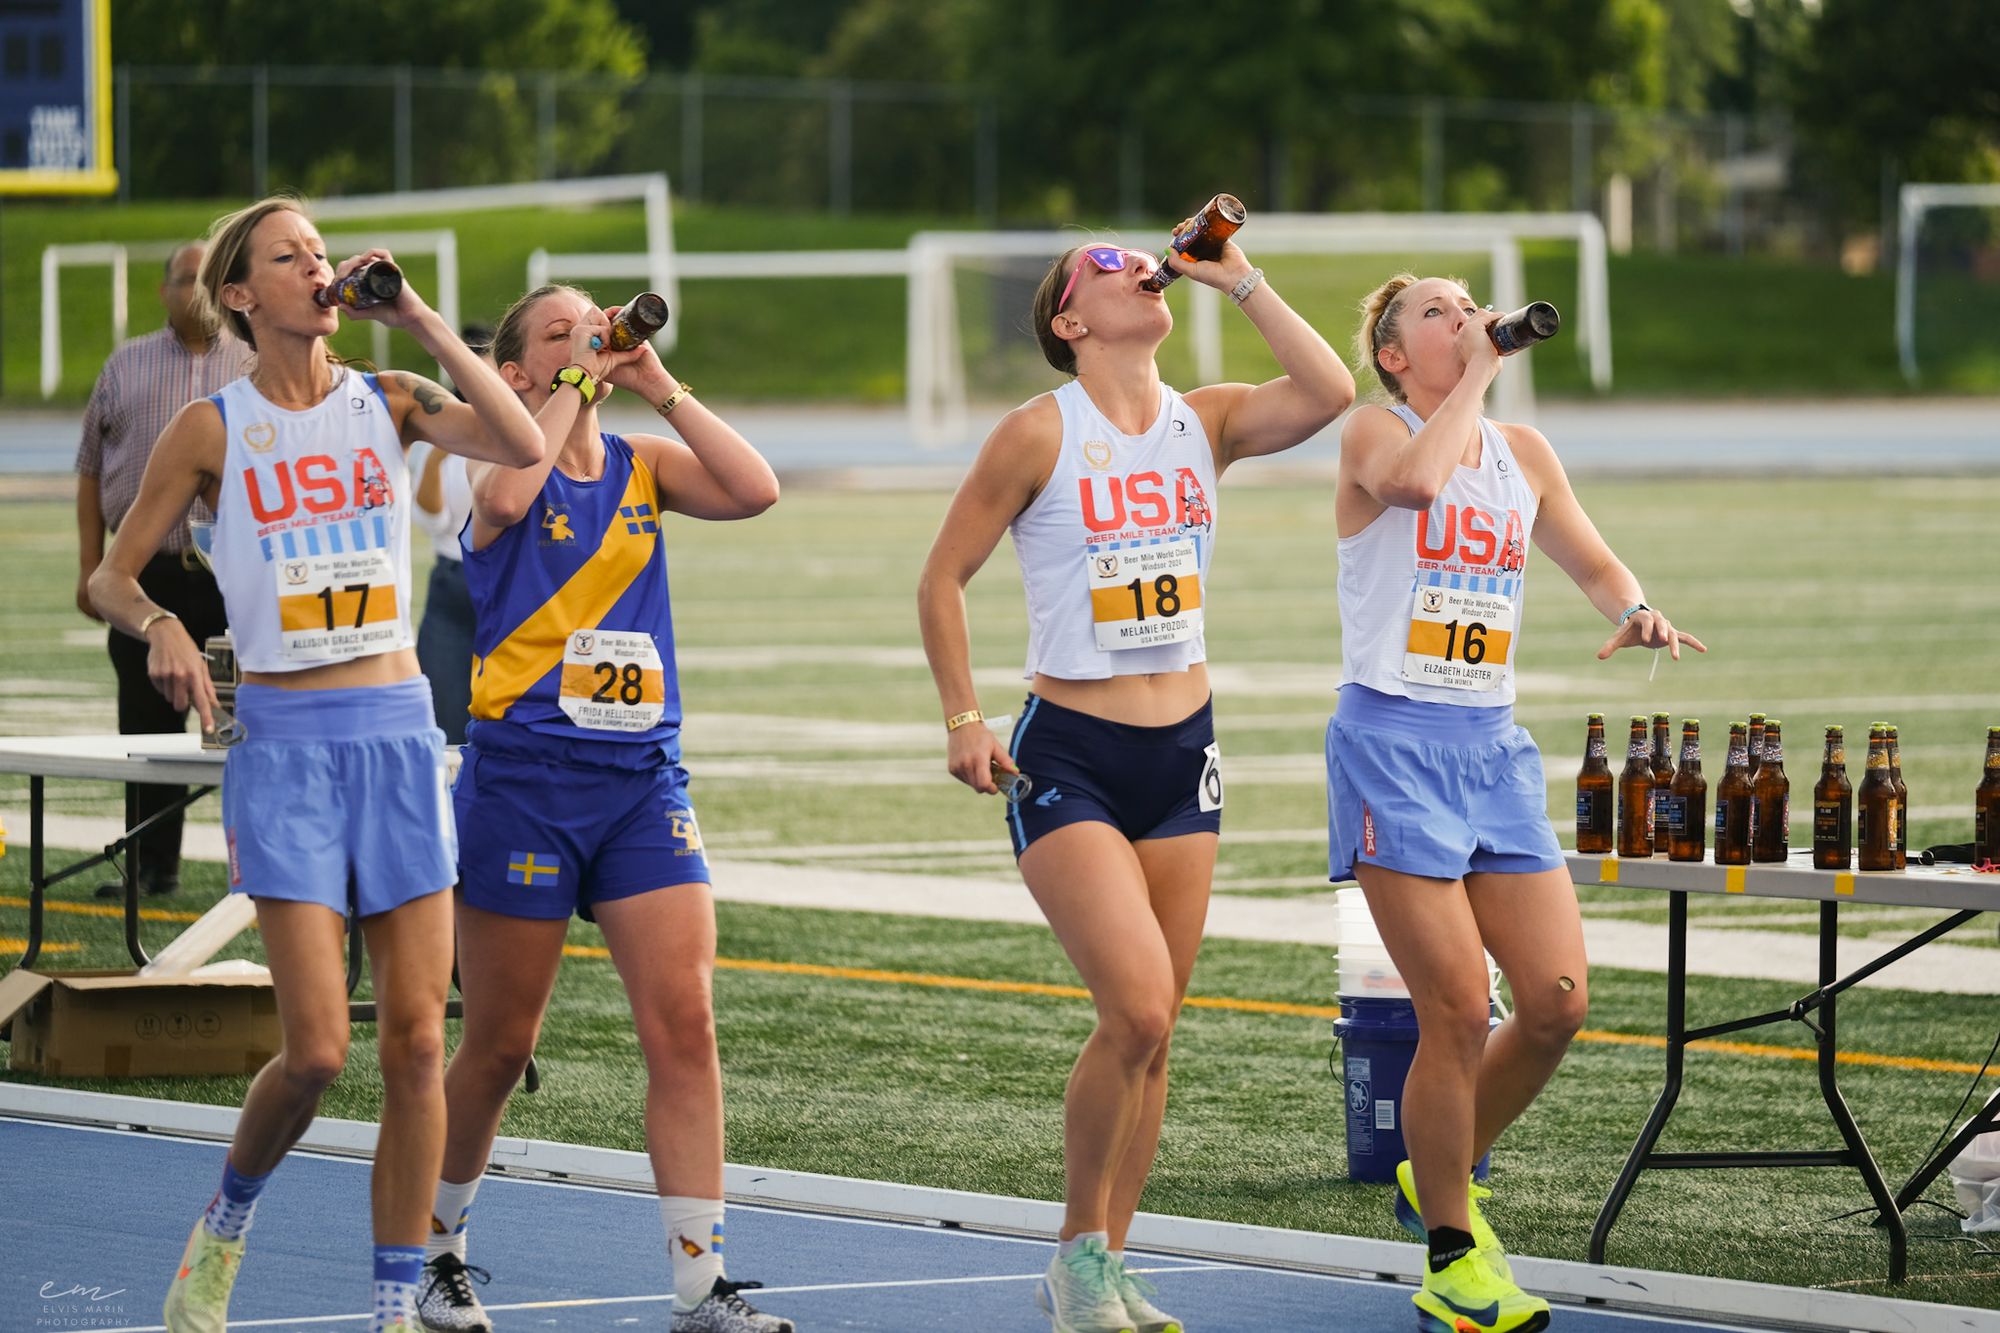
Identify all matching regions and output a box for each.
[604,292,670,351]
[1974,726,2000,866]
[1618,715,1654,858]
[1667,720,1706,863]
[1885,724,1909,869]
[315,259,403,310]
[1747,713,1767,783]
[1858,726,1898,871]
[1715,722,1753,865]
[1138,193,1247,294]
[1488,302,1561,355]
[1812,725,1852,870]
[1650,712,1675,855]
[1751,719,1790,862]
[1576,713,1614,854]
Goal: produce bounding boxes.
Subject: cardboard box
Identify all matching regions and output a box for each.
[0,966,280,1078]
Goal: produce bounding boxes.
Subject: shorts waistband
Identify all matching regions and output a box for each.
[465,717,681,771]
[1016,692,1214,747]
[1333,684,1514,745]
[235,676,437,741]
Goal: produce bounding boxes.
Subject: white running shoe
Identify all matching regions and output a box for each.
[416,1252,493,1332]
[161,1219,245,1333]
[1114,1258,1185,1333]
[670,1277,796,1332]
[1035,1237,1137,1333]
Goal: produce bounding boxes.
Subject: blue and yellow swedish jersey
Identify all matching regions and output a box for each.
[464,433,681,753]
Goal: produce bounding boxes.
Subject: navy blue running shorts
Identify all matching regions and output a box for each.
[1003,693,1223,857]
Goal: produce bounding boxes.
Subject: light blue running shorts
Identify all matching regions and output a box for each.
[1326,684,1565,883]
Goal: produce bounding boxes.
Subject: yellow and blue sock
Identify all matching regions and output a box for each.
[660,1196,726,1310]
[372,1244,423,1331]
[425,1177,482,1261]
[201,1156,272,1242]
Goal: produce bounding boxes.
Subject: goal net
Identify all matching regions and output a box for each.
[1897,184,2000,389]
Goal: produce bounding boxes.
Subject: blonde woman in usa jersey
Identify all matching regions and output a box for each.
[919,231,1353,1333]
[88,196,558,1333]
[1332,275,1705,1333]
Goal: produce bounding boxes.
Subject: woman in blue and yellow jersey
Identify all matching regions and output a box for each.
[919,232,1354,1333]
[420,284,788,1333]
[89,197,560,1333]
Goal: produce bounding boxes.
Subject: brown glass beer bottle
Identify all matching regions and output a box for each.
[1974,726,2000,866]
[316,259,403,310]
[1751,719,1790,862]
[1138,193,1247,294]
[1618,715,1654,858]
[1812,725,1852,870]
[1858,726,1898,871]
[1650,712,1675,854]
[1488,302,1561,355]
[1885,724,1909,868]
[1747,713,1767,783]
[1715,722,1753,865]
[604,292,670,351]
[1666,720,1706,862]
[1576,713,1613,854]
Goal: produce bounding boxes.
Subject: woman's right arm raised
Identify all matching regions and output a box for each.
[88,401,225,730]
[917,398,1057,794]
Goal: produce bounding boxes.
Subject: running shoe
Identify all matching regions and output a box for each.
[670,1277,796,1333]
[1113,1257,1185,1333]
[1393,1160,1513,1284]
[1412,1249,1549,1333]
[161,1218,245,1333]
[416,1252,493,1332]
[1036,1237,1137,1333]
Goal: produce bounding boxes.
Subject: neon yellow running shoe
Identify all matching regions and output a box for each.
[1393,1160,1513,1284]
[1412,1249,1549,1333]
[162,1218,245,1333]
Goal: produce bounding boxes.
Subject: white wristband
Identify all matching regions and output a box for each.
[1229,267,1265,305]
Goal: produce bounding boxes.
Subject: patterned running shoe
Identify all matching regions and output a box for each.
[162,1219,245,1333]
[670,1277,796,1333]
[1035,1237,1137,1333]
[1114,1258,1185,1333]
[1412,1249,1549,1333]
[1393,1160,1513,1285]
[416,1252,493,1332]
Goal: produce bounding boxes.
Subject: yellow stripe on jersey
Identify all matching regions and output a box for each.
[470,459,659,721]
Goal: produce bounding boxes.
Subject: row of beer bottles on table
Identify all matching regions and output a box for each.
[1575,713,1922,870]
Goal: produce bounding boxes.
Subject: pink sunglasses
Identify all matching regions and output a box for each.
[1057,246,1159,312]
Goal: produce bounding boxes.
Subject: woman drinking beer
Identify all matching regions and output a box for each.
[1330,274,1703,1333]
[88,196,556,1333]
[918,231,1354,1333]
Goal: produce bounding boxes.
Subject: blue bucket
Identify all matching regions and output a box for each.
[1333,996,1494,1184]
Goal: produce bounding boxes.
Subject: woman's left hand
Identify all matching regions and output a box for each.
[1165,235,1255,295]
[1598,607,1706,661]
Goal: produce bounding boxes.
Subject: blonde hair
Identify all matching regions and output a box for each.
[1356,272,1470,404]
[490,283,596,373]
[196,194,312,351]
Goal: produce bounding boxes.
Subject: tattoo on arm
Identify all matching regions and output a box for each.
[390,371,450,416]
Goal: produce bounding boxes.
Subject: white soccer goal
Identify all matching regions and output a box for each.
[906,218,1611,446]
[41,230,460,397]
[1895,182,2000,384]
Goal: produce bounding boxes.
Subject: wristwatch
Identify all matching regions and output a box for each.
[550,365,597,400]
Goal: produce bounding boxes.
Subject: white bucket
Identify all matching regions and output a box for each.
[1333,887,1502,1004]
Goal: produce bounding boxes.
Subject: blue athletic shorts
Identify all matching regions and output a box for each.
[1325,684,1565,883]
[223,677,455,917]
[453,719,711,922]
[1004,694,1223,857]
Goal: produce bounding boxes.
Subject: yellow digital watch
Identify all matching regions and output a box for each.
[550,364,597,400]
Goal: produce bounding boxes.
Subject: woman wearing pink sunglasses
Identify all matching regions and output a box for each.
[918,232,1353,1333]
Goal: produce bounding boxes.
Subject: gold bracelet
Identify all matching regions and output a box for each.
[658,383,694,416]
[945,709,984,733]
[137,609,179,638]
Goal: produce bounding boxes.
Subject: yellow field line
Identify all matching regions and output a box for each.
[0,938,80,954]
[9,904,1986,1076]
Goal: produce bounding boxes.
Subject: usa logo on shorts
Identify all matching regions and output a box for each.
[1362,805,1378,858]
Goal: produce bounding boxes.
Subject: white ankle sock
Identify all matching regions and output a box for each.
[425,1177,482,1261]
[660,1196,726,1310]
[1059,1231,1110,1258]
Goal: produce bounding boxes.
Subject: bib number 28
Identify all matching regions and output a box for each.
[560,629,665,732]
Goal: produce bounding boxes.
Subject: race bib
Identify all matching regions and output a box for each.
[1197,741,1224,813]
[1086,540,1202,652]
[1400,584,1515,692]
[558,628,665,732]
[274,549,402,662]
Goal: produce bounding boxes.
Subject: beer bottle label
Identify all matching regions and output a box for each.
[1652,788,1668,829]
[1663,796,1687,834]
[1576,790,1611,836]
[1714,802,1726,838]
[1587,736,1607,759]
[1813,801,1847,843]
[1858,806,1870,845]
[1886,803,1899,851]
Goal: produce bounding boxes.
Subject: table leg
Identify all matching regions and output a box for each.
[22,776,47,969]
[1894,1087,2000,1214]
[1815,901,1907,1282]
[1591,890,1690,1265]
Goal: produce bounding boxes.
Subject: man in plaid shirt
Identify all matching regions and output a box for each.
[75,241,253,898]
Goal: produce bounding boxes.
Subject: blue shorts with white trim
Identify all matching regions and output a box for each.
[223,677,455,917]
[1325,684,1564,883]
[1003,693,1223,857]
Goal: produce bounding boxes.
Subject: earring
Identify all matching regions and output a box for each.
[1077,326,1088,335]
